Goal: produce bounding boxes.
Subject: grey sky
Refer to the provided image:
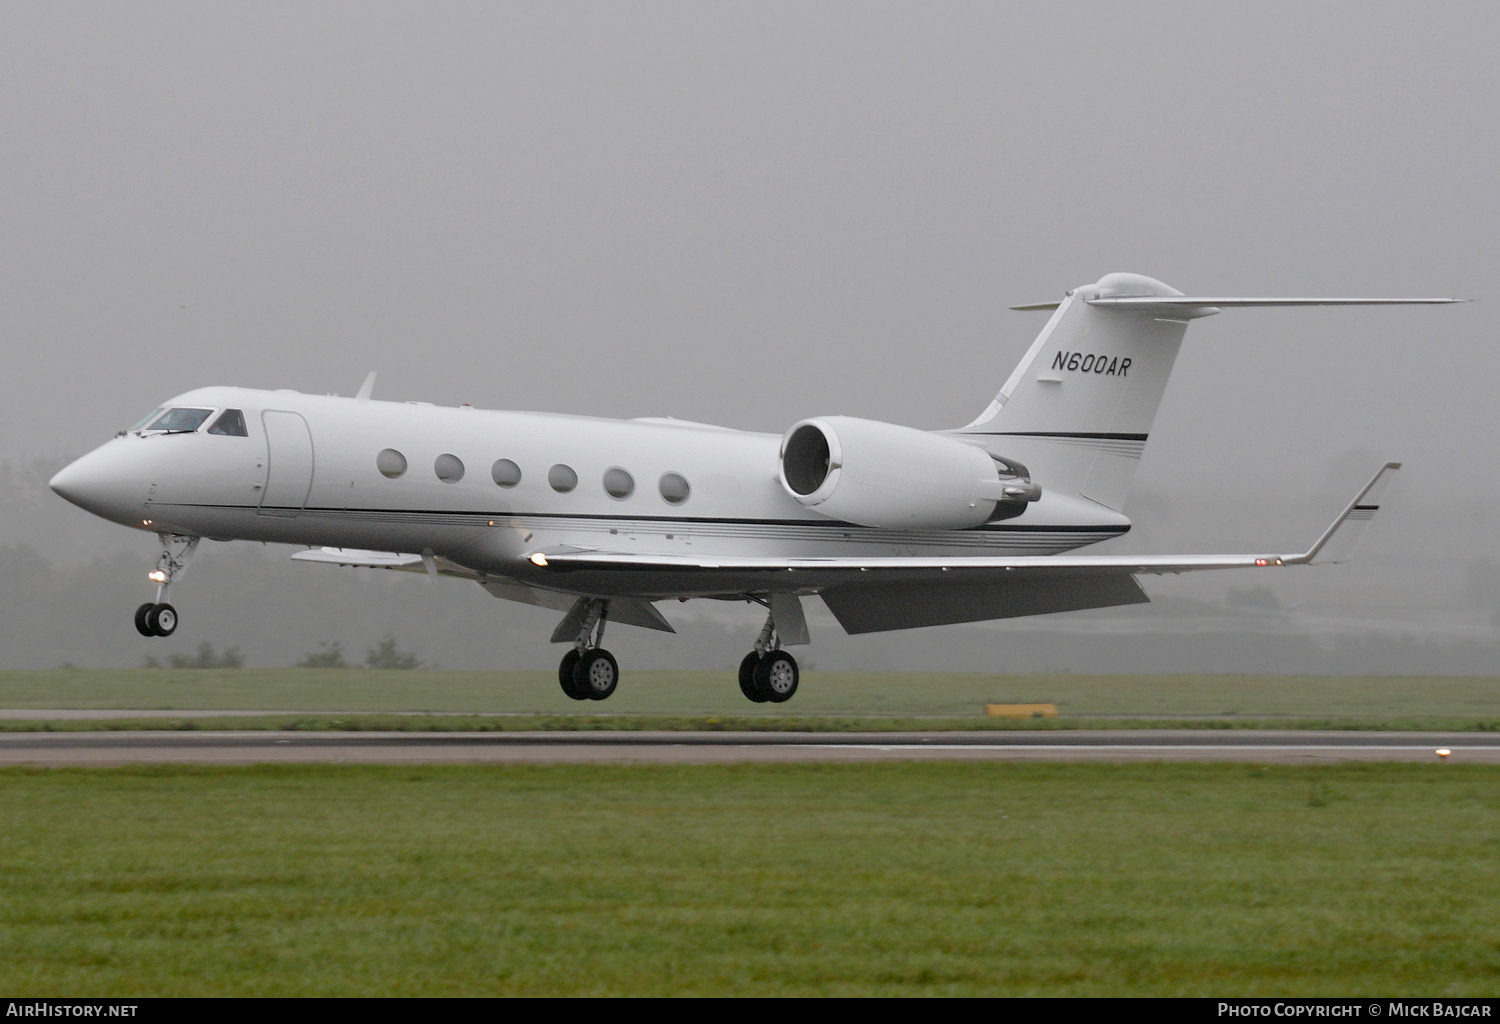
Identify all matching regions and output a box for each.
[1,2,1496,665]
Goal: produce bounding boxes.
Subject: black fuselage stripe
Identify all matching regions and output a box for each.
[965,431,1150,442]
[154,503,1129,535]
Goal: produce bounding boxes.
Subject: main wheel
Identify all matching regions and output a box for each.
[753,650,799,703]
[558,649,588,700]
[134,603,156,637]
[147,603,178,637]
[738,652,767,703]
[574,649,619,700]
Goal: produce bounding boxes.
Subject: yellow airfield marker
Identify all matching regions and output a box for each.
[986,703,1058,719]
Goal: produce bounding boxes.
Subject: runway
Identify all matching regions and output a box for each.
[1,730,1496,765]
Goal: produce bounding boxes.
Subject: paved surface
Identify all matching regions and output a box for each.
[0,709,525,719]
[0,730,1495,765]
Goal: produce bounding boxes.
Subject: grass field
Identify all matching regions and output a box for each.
[1,761,1497,996]
[2,669,1498,731]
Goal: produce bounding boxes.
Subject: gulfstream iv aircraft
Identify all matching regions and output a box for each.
[50,273,1459,702]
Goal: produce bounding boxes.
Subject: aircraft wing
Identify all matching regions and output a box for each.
[533,463,1398,633]
[536,462,1399,581]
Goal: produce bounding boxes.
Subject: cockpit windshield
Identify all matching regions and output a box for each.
[143,408,215,433]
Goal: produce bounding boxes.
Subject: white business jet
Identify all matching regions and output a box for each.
[50,273,1459,703]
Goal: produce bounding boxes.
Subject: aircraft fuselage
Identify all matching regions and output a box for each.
[50,385,1128,600]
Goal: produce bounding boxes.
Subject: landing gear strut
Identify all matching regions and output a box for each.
[738,600,799,703]
[557,599,619,701]
[135,533,198,638]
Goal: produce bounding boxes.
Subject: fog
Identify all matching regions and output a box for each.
[2,2,1496,670]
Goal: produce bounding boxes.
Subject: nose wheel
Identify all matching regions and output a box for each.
[134,533,197,639]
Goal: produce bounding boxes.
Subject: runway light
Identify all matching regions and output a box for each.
[1437,748,1451,760]
[530,553,548,567]
[148,570,167,583]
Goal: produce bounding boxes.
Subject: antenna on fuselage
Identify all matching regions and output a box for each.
[355,371,377,404]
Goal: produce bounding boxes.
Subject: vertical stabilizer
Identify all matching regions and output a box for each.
[956,273,1213,511]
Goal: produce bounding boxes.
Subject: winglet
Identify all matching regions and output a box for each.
[1285,462,1402,565]
[355,371,377,404]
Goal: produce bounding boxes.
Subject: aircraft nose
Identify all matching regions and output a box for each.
[48,459,91,505]
[50,444,148,524]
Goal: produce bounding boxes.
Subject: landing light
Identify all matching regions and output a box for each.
[148,570,167,583]
[1437,748,1451,760]
[530,553,548,567]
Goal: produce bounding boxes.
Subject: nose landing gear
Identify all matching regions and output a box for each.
[134,533,198,638]
[556,599,618,700]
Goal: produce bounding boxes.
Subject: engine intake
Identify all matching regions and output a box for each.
[779,416,1039,530]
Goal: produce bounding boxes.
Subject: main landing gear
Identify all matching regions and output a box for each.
[558,599,619,701]
[738,602,800,704]
[134,533,198,638]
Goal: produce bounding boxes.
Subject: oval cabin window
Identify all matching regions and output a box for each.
[434,454,465,483]
[376,449,408,479]
[659,472,690,505]
[491,459,522,488]
[603,467,635,500]
[548,464,578,493]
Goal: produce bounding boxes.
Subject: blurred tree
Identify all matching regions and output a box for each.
[365,633,420,670]
[297,641,348,669]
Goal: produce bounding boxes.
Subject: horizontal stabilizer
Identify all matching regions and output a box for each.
[1013,296,1465,312]
[1087,296,1465,309]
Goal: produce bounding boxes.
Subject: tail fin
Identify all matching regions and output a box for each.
[957,272,1207,511]
[956,274,1461,512]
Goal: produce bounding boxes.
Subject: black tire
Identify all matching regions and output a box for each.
[134,603,156,638]
[738,652,767,703]
[574,649,619,701]
[753,650,799,703]
[148,603,178,637]
[558,649,587,700]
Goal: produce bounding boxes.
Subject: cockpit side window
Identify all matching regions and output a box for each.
[145,408,214,433]
[207,409,248,437]
[130,408,164,431]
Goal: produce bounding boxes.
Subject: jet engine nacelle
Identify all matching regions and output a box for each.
[779,416,1039,530]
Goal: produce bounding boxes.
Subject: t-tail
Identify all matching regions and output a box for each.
[954,272,1462,511]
